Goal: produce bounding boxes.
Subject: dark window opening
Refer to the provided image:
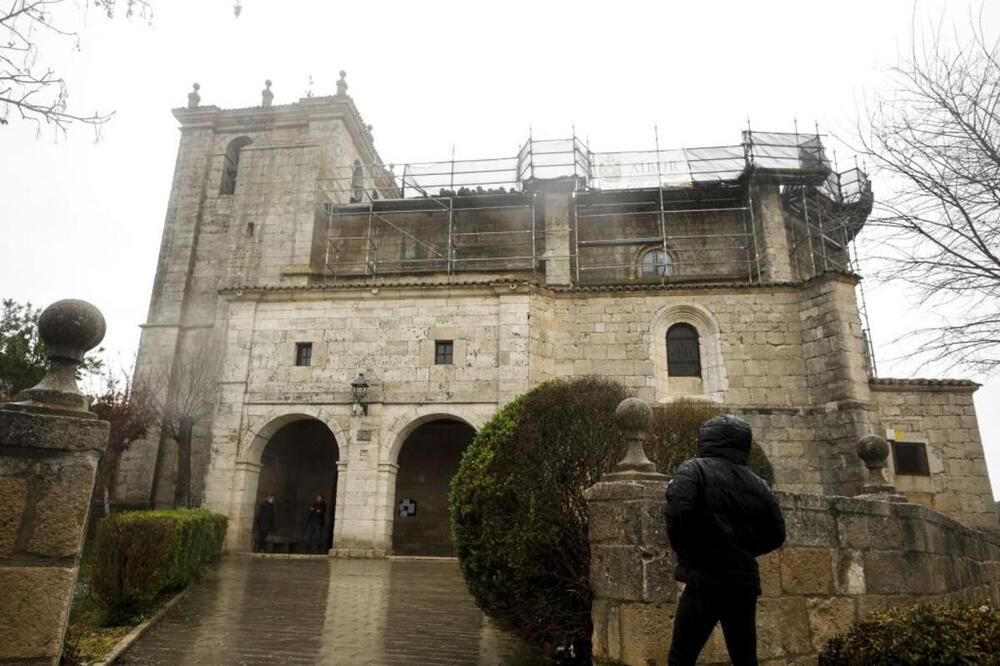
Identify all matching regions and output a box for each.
[220,136,252,195]
[295,342,313,367]
[666,323,701,377]
[640,248,673,278]
[435,340,454,365]
[892,441,930,476]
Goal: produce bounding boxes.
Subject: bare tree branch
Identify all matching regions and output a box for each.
[858,9,1000,375]
[0,0,150,136]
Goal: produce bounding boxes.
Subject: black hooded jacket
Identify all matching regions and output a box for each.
[664,415,785,595]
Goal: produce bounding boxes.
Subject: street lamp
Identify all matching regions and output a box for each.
[351,373,369,416]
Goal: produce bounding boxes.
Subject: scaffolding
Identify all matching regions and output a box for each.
[316,129,872,286]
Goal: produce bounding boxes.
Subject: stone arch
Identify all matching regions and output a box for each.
[234,409,346,553]
[389,415,478,556]
[651,302,727,403]
[241,407,348,466]
[382,406,484,466]
[220,135,252,195]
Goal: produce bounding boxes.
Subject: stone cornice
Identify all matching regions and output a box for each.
[219,270,860,301]
[869,377,980,393]
[171,94,382,164]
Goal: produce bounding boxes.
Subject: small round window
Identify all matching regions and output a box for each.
[640,248,673,278]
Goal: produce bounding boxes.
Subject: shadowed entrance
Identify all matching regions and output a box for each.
[392,419,476,556]
[253,419,338,553]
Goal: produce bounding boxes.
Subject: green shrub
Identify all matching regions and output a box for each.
[649,399,774,485]
[449,380,775,652]
[819,601,1000,665]
[91,509,227,623]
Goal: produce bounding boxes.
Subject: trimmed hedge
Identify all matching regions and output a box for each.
[819,601,1000,665]
[449,379,774,652]
[92,509,227,623]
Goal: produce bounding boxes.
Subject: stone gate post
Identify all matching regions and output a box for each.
[583,398,673,664]
[0,300,109,664]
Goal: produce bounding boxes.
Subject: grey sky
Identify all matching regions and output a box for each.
[1,0,997,497]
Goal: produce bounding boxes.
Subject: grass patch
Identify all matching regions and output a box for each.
[62,544,149,665]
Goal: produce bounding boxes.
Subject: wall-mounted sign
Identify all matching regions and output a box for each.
[398,498,417,517]
[357,429,372,441]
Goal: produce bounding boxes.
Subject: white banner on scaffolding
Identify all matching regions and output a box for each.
[592,149,699,189]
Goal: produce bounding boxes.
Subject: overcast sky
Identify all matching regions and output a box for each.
[1,0,997,498]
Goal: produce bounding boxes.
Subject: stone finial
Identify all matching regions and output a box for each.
[3,299,105,418]
[261,79,273,108]
[336,70,348,96]
[187,82,201,109]
[603,398,664,481]
[855,434,907,502]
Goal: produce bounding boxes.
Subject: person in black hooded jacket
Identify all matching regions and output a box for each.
[664,414,785,666]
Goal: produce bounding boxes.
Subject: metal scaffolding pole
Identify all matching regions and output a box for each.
[801,186,816,277]
[530,192,537,274]
[654,125,670,284]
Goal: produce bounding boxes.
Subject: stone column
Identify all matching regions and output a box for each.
[541,189,574,286]
[583,398,674,664]
[0,300,109,665]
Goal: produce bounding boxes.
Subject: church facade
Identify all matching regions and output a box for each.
[115,78,997,555]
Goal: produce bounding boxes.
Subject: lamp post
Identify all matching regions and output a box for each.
[351,373,369,416]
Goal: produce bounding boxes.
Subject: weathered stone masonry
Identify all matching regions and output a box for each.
[116,80,997,555]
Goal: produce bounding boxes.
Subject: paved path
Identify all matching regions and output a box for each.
[118,557,546,666]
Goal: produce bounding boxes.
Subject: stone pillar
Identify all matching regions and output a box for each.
[583,398,673,664]
[753,184,794,282]
[542,190,573,286]
[0,300,109,665]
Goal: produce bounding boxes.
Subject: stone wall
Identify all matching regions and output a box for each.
[587,483,1000,665]
[870,379,996,531]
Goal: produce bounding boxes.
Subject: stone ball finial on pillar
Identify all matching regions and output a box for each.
[855,434,907,502]
[603,397,665,481]
[336,70,348,96]
[4,299,105,417]
[261,79,273,108]
[187,82,201,109]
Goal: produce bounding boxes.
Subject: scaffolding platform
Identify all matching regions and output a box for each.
[316,129,872,284]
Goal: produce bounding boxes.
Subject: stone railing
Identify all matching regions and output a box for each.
[0,300,109,665]
[585,399,1000,665]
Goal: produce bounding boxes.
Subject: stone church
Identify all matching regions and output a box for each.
[115,75,997,556]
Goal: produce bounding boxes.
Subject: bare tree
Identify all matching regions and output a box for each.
[858,11,1000,374]
[149,344,219,508]
[89,365,156,520]
[1,0,150,134]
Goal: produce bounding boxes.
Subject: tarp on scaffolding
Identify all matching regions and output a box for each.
[590,145,745,190]
[743,131,831,176]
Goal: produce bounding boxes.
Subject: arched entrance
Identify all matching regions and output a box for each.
[253,419,339,553]
[392,419,476,556]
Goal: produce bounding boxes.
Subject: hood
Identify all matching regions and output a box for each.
[698,414,752,465]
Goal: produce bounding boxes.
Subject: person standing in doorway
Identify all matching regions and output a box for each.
[664,415,785,666]
[254,495,275,552]
[305,494,327,553]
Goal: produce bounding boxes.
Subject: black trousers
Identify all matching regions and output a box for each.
[304,523,324,553]
[667,585,759,666]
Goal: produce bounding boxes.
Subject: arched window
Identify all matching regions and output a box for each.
[666,323,701,377]
[220,136,252,195]
[639,247,673,278]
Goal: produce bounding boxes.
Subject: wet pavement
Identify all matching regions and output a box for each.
[118,556,547,665]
